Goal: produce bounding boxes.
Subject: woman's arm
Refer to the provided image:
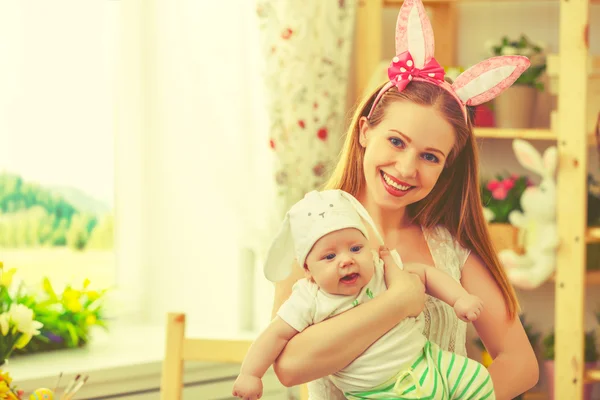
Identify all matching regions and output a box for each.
[461,253,539,400]
[271,260,426,387]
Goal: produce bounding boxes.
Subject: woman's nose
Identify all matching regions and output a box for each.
[395,152,417,179]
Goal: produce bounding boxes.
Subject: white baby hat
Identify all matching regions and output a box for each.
[263,189,389,282]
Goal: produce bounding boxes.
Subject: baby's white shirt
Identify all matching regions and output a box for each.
[277,251,426,393]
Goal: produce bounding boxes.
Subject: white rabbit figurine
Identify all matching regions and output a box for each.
[498,139,559,289]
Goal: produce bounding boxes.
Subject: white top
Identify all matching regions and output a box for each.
[278,252,426,393]
[306,226,470,399]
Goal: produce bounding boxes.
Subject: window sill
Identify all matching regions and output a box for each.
[7,323,279,399]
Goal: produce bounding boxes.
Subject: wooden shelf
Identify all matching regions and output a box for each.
[586,227,600,243]
[584,270,600,284]
[587,368,600,382]
[474,128,555,140]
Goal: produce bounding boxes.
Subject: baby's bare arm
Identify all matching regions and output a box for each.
[240,317,298,378]
[380,249,482,322]
[403,262,467,306]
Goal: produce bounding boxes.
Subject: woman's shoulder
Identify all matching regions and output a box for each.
[424,225,471,269]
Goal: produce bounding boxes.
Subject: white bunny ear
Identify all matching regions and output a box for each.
[395,0,435,68]
[263,213,295,282]
[543,146,558,177]
[452,56,531,106]
[513,139,545,176]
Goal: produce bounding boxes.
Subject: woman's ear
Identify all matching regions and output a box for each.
[358,116,370,148]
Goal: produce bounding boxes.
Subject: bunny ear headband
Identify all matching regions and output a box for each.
[264,190,403,282]
[367,0,531,122]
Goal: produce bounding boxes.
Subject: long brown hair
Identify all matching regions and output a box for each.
[326,81,519,319]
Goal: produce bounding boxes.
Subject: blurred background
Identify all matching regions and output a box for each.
[0,0,599,398]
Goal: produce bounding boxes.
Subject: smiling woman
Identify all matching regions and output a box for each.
[359,100,455,206]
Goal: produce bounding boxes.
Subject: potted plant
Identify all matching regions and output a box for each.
[0,262,108,357]
[484,34,546,128]
[481,173,530,253]
[542,330,598,400]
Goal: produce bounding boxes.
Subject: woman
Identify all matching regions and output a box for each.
[271,79,539,400]
[270,74,541,400]
[269,1,539,397]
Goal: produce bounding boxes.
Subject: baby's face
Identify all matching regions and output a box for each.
[304,228,375,296]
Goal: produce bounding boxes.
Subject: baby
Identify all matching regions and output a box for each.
[232,190,495,400]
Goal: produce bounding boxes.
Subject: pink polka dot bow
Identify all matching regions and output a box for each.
[388,51,445,92]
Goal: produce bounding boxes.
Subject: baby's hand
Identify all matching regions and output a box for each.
[232,374,263,400]
[453,294,483,322]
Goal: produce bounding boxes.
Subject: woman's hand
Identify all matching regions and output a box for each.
[379,246,426,317]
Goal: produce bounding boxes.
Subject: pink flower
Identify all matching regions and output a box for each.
[487,179,500,191]
[492,186,508,200]
[510,173,520,181]
[502,178,515,191]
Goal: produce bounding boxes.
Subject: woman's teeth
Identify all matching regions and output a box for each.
[382,172,412,191]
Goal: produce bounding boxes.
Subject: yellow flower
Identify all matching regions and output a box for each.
[0,268,16,288]
[0,381,14,400]
[65,299,82,313]
[0,314,9,336]
[62,288,81,302]
[14,333,32,349]
[86,314,97,326]
[0,370,13,386]
[62,288,83,312]
[86,291,100,302]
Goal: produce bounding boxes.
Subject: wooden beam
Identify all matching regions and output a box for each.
[554,0,589,399]
[355,0,384,98]
[428,3,457,67]
[474,128,555,140]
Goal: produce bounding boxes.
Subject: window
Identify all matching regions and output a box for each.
[0,2,118,291]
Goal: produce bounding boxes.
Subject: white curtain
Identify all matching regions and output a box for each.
[256,0,356,215]
[116,0,276,329]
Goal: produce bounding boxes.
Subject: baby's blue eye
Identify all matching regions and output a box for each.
[351,245,362,252]
[324,253,336,260]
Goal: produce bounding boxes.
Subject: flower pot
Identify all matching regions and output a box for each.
[488,223,524,254]
[543,360,597,400]
[494,85,538,129]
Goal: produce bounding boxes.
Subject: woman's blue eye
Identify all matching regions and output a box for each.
[324,253,336,260]
[351,245,362,252]
[388,137,404,147]
[423,153,440,163]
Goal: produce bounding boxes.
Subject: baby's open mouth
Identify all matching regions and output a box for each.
[340,273,359,284]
